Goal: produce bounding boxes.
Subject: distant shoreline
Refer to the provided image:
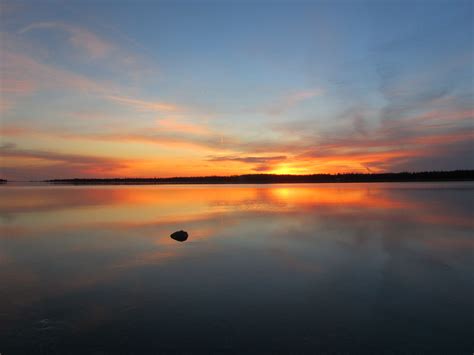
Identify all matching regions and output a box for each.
[32,170,474,185]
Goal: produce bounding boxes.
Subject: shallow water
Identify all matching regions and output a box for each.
[1,182,473,354]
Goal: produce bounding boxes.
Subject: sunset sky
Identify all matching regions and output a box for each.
[1,0,473,180]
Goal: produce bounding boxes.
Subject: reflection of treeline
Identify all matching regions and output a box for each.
[46,170,474,185]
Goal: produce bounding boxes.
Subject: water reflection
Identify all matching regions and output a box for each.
[0,183,473,354]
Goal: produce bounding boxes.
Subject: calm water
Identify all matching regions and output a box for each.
[1,183,473,354]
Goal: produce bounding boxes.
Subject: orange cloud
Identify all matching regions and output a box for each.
[156,117,212,135]
[2,118,472,177]
[0,122,233,155]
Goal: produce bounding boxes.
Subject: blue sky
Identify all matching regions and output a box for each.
[1,0,473,179]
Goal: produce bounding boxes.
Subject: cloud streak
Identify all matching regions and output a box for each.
[267,89,324,115]
[207,155,287,172]
[2,100,473,178]
[1,2,472,179]
[19,22,114,59]
[0,143,130,180]
[107,95,180,113]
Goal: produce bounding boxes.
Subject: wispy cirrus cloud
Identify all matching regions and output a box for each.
[0,47,111,113]
[19,22,114,59]
[14,19,158,87]
[3,103,473,176]
[0,143,129,180]
[207,155,287,164]
[0,45,174,114]
[107,95,180,113]
[156,117,212,135]
[0,50,109,96]
[0,124,234,156]
[207,155,288,172]
[266,89,324,115]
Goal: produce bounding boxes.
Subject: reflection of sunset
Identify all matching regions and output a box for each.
[2,184,472,235]
[1,183,473,355]
[270,185,375,205]
[2,184,472,297]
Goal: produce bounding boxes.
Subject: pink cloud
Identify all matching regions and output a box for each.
[106,95,180,112]
[19,22,114,59]
[156,117,211,135]
[0,50,173,114]
[1,51,108,94]
[267,88,324,115]
[0,78,36,94]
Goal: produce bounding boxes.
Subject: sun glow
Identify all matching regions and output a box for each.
[270,165,307,175]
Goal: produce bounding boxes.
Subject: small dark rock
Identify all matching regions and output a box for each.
[170,230,188,242]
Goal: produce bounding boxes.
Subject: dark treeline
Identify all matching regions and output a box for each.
[0,179,6,184]
[46,170,474,185]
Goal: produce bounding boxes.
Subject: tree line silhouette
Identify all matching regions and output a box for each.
[44,170,474,185]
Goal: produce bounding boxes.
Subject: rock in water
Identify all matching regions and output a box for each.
[170,230,188,242]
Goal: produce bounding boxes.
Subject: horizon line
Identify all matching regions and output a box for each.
[2,169,473,183]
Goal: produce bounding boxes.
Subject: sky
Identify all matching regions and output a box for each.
[0,0,473,180]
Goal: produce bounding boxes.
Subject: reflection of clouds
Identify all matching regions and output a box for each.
[0,186,126,214]
[1,184,473,305]
[2,184,473,234]
[1,183,473,348]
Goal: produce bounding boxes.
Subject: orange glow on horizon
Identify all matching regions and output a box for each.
[3,184,471,241]
[1,122,472,179]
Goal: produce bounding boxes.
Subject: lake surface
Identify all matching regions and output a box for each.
[1,183,473,354]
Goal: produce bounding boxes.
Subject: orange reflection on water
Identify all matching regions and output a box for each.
[0,182,472,326]
[1,183,471,233]
[268,185,411,209]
